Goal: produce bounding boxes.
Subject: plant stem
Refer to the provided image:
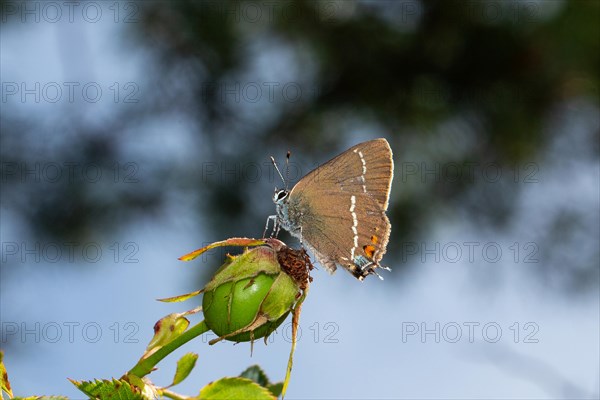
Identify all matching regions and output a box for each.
[281,288,308,399]
[127,320,210,378]
[161,388,192,400]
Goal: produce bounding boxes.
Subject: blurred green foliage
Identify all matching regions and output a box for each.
[1,0,598,289]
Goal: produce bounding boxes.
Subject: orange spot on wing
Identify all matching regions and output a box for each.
[370,235,378,244]
[363,245,376,258]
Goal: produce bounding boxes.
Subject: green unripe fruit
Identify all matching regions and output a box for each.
[203,273,291,342]
[201,243,309,343]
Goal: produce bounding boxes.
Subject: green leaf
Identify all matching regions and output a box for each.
[1,350,13,398]
[69,378,147,400]
[14,397,69,400]
[198,377,275,400]
[239,365,270,387]
[171,353,198,387]
[239,365,283,398]
[266,382,284,397]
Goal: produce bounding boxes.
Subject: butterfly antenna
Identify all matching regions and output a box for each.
[285,151,291,191]
[270,156,287,188]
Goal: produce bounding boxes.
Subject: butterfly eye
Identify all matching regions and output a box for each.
[276,190,288,201]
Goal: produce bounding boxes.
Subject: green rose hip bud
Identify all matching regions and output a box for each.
[202,248,293,342]
[125,237,312,394]
[178,238,313,344]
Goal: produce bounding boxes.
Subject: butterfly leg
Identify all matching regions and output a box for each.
[263,215,277,239]
[263,215,278,238]
[274,222,281,237]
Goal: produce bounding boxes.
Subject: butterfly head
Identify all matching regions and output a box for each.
[273,188,289,206]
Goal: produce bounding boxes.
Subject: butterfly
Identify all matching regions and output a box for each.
[266,138,393,281]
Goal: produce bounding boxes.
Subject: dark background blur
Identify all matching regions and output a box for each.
[1,1,599,398]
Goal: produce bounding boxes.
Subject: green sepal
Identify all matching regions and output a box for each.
[178,238,268,261]
[203,247,281,293]
[259,272,298,319]
[157,289,203,303]
[146,314,190,352]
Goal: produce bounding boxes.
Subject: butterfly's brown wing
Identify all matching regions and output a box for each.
[295,138,393,210]
[288,139,393,279]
